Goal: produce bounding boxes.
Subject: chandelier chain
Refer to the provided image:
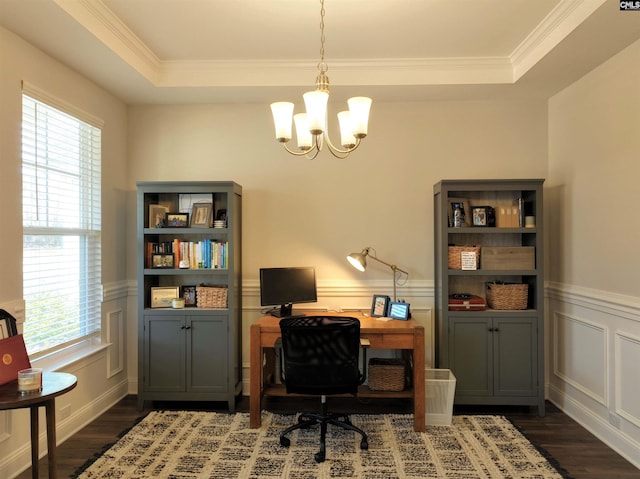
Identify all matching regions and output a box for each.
[318,0,327,73]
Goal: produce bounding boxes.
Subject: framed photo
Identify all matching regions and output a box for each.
[448,197,471,227]
[190,203,213,228]
[472,206,495,227]
[150,286,180,308]
[371,294,390,317]
[0,319,9,339]
[216,209,227,221]
[165,212,189,227]
[183,285,197,307]
[388,301,411,320]
[148,204,168,228]
[151,253,174,269]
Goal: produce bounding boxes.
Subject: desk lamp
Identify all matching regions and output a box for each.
[347,247,408,301]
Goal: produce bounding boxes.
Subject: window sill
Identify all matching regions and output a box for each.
[30,338,109,373]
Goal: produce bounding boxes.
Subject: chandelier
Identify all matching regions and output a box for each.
[270,0,372,160]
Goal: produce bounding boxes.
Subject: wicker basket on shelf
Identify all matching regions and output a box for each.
[447,245,481,269]
[196,284,228,308]
[486,282,528,310]
[368,358,406,392]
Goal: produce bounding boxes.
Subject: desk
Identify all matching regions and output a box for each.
[250,312,425,431]
[0,372,77,479]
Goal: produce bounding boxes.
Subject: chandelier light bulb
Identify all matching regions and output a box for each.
[269,0,372,159]
[270,102,294,142]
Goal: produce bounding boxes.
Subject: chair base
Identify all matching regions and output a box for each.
[279,398,368,463]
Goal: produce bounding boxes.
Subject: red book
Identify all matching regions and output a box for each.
[0,335,32,385]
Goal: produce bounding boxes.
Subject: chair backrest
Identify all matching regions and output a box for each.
[279,316,361,396]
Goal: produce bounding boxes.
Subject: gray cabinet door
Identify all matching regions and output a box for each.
[449,317,493,397]
[187,316,228,393]
[494,317,537,397]
[144,315,186,392]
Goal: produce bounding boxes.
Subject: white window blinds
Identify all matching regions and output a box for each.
[22,91,102,356]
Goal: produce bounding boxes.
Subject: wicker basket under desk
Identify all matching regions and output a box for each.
[368,358,406,392]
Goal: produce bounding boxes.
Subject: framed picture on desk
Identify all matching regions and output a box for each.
[388,301,411,320]
[371,295,390,317]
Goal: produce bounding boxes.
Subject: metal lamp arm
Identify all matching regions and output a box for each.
[365,248,409,276]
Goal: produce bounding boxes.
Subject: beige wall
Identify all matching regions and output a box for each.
[548,38,640,297]
[0,26,130,478]
[126,100,548,286]
[546,37,640,467]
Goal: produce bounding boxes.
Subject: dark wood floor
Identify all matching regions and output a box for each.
[14,395,640,479]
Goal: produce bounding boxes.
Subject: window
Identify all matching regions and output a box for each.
[21,87,102,357]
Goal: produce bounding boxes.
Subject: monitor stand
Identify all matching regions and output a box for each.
[270,303,293,317]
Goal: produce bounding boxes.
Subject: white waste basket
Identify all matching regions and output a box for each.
[425,369,456,426]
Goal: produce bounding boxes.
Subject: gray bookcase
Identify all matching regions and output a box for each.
[137,181,242,411]
[433,179,545,416]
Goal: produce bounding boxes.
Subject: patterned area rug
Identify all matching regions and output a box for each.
[73,410,569,479]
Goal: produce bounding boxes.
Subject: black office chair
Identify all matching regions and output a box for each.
[278,315,368,463]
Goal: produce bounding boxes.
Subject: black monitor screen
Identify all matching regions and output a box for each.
[259,267,317,317]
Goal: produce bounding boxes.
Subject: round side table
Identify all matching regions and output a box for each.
[0,372,77,479]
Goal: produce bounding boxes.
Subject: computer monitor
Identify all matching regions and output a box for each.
[259,266,317,317]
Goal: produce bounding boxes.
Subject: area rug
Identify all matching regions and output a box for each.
[72,410,569,479]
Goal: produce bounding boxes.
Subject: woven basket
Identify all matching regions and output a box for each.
[448,245,481,269]
[368,358,406,392]
[486,282,528,310]
[196,284,228,308]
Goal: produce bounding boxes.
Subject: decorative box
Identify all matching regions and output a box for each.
[481,246,535,270]
[448,293,486,311]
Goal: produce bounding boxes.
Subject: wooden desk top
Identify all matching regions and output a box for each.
[255,312,423,334]
[0,372,77,410]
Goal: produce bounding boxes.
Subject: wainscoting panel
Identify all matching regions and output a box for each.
[106,308,124,378]
[553,312,607,405]
[615,331,640,428]
[547,282,640,469]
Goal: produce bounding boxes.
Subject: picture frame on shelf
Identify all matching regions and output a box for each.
[151,253,174,269]
[472,206,495,227]
[388,301,411,320]
[183,285,197,307]
[165,212,189,227]
[190,203,213,228]
[150,286,180,308]
[370,294,390,317]
[148,204,168,228]
[448,197,471,227]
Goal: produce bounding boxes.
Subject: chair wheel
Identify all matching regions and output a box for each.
[280,436,290,447]
[314,451,326,463]
[360,438,368,450]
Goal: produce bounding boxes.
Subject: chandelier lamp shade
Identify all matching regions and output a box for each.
[347,247,409,301]
[270,0,372,160]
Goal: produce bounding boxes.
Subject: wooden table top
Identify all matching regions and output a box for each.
[0,372,77,409]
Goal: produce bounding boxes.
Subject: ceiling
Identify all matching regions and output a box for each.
[1,0,640,105]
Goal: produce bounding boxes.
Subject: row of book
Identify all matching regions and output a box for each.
[147,239,228,269]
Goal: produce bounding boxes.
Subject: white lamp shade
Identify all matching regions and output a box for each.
[337,111,356,148]
[303,90,329,135]
[347,96,372,138]
[293,113,313,150]
[270,102,294,142]
[347,253,366,272]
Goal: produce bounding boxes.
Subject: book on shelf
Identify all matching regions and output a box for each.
[146,239,228,269]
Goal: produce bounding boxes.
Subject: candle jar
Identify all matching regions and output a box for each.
[18,368,43,395]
